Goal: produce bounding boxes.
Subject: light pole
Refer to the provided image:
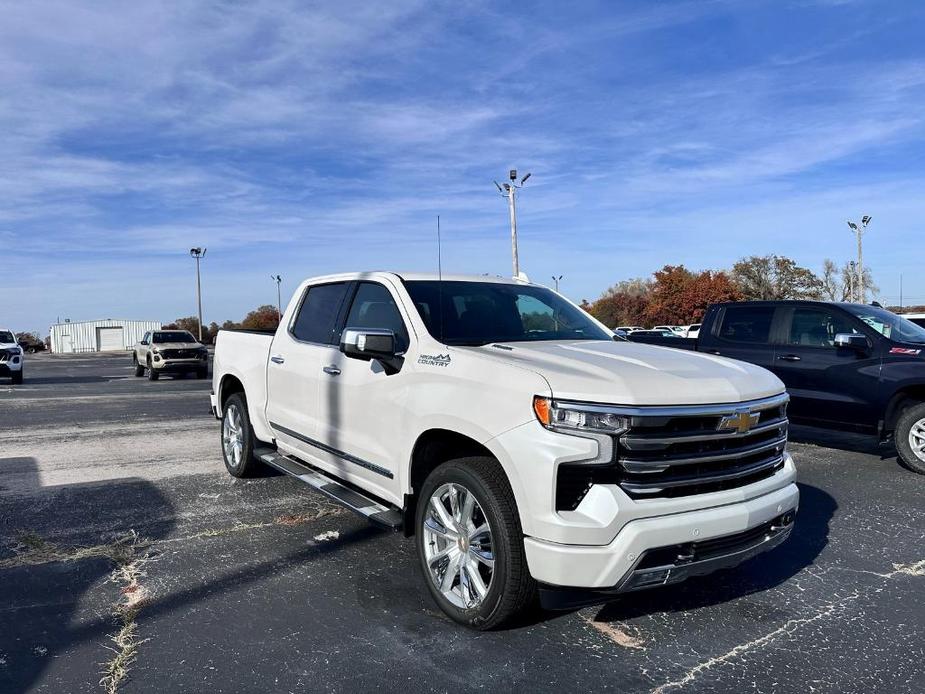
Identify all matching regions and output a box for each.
[494,169,531,278]
[846,215,872,304]
[552,275,562,292]
[847,261,856,303]
[272,274,282,320]
[189,247,206,341]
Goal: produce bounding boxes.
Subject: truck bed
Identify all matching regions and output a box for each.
[212,329,274,430]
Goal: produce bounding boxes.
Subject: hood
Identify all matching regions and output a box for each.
[471,340,784,406]
[153,342,202,350]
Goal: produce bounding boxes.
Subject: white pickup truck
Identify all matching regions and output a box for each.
[0,328,25,384]
[211,272,798,629]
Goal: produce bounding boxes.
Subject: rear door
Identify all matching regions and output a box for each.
[265,281,351,454]
[704,304,777,367]
[770,306,881,428]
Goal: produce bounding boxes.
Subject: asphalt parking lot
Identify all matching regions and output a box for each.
[1,353,924,693]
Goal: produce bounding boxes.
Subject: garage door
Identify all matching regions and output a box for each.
[96,327,124,351]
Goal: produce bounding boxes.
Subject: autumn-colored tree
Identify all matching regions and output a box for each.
[644,265,695,325]
[683,270,743,321]
[240,305,281,331]
[731,255,823,300]
[642,265,742,325]
[587,292,650,328]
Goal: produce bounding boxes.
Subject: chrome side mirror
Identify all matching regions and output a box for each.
[834,333,868,351]
[340,328,403,373]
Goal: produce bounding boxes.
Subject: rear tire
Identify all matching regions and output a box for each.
[895,402,925,475]
[221,393,261,477]
[415,456,536,630]
[11,370,23,385]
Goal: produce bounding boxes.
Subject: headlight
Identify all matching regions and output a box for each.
[533,396,630,434]
[152,348,160,354]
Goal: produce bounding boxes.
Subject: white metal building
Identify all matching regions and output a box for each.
[49,319,161,353]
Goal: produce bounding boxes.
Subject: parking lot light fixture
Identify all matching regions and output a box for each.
[272,275,283,320]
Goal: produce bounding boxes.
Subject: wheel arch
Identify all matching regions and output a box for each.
[883,385,925,436]
[218,373,245,413]
[404,428,525,538]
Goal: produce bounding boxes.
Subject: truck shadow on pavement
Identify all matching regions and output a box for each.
[0,458,176,694]
[590,482,836,624]
[788,424,892,459]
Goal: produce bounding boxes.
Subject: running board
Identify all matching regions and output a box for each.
[255,447,403,530]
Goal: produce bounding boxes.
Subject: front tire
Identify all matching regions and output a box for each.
[896,402,925,475]
[221,393,261,477]
[147,362,159,380]
[415,456,536,630]
[133,358,145,377]
[11,370,23,385]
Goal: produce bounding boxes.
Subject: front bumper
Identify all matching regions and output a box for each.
[524,481,798,589]
[151,359,207,372]
[0,356,23,374]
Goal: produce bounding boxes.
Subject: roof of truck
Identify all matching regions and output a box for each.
[299,271,530,286]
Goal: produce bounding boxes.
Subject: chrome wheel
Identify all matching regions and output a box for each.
[222,404,245,468]
[422,482,495,610]
[908,417,925,462]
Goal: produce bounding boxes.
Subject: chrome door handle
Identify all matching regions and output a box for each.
[270,355,285,364]
[777,354,801,362]
[322,365,341,376]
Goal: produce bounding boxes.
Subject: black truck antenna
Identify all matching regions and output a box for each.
[437,215,445,343]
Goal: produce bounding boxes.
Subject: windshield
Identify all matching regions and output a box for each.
[843,305,925,344]
[404,280,611,346]
[153,331,197,344]
[0,331,14,343]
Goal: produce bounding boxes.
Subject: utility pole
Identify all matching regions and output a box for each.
[494,169,531,278]
[272,275,283,320]
[552,275,563,292]
[189,248,207,341]
[846,215,872,304]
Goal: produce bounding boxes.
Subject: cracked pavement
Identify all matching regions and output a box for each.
[1,353,924,693]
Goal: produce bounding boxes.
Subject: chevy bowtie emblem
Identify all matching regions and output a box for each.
[718,409,761,434]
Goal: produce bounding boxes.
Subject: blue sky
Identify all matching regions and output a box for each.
[2,0,925,334]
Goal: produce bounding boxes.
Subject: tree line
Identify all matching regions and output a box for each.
[581,255,885,328]
[164,305,280,344]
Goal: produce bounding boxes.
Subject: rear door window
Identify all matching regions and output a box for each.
[290,282,350,344]
[717,306,776,344]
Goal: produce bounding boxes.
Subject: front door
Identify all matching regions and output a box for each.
[770,306,880,429]
[314,279,413,505]
[265,281,351,456]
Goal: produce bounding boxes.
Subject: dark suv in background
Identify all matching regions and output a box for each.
[629,301,925,474]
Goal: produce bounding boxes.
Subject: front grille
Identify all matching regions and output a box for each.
[616,395,788,499]
[161,349,198,359]
[554,394,789,508]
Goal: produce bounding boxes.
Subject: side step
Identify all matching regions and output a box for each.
[255,447,403,530]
